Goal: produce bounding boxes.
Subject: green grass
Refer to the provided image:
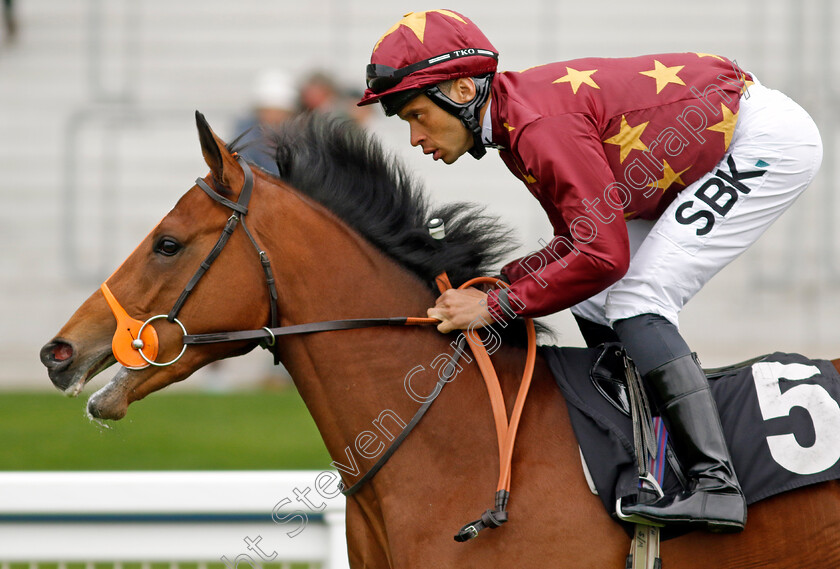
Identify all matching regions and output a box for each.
[0,388,332,470]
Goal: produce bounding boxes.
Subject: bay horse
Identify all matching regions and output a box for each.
[41,112,840,568]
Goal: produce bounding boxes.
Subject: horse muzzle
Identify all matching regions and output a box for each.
[39,337,116,395]
[39,339,76,390]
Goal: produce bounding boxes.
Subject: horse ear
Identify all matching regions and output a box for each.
[195,110,241,186]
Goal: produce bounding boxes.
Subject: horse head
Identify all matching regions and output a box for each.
[41,108,519,425]
[40,112,276,420]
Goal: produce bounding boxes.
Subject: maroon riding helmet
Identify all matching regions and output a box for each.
[358,10,499,158]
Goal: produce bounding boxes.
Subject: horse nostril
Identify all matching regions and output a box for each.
[53,343,73,361]
[40,340,74,369]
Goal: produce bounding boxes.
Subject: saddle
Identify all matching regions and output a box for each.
[590,342,769,419]
[543,343,840,539]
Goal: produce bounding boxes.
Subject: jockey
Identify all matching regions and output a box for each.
[358,10,822,532]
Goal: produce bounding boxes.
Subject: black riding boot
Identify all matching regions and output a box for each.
[620,353,747,532]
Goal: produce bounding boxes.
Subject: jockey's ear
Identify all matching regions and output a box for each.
[449,77,478,104]
[195,110,243,191]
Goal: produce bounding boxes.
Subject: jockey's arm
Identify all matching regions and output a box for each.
[486,114,632,322]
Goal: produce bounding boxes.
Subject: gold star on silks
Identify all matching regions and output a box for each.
[516,64,546,73]
[740,73,755,92]
[639,60,686,94]
[707,104,739,150]
[374,10,466,51]
[503,122,516,131]
[696,53,724,61]
[553,67,600,94]
[513,162,536,184]
[647,160,691,193]
[603,115,650,163]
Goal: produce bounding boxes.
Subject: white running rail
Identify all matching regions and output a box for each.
[0,471,349,568]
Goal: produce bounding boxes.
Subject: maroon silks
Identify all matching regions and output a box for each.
[486,53,751,320]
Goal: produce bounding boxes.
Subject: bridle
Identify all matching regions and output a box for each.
[101,154,282,368]
[98,156,468,500]
[99,157,537,542]
[102,154,445,370]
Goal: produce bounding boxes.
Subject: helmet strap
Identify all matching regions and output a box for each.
[424,73,494,160]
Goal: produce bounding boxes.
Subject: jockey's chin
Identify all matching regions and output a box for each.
[437,140,474,164]
[439,150,462,164]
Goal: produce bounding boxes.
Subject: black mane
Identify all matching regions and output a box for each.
[244,114,517,291]
[231,114,550,344]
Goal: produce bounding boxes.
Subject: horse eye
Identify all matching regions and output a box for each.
[154,237,182,257]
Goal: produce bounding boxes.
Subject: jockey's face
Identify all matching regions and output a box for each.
[397,79,477,164]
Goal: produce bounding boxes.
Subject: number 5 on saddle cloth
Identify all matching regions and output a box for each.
[542,343,840,538]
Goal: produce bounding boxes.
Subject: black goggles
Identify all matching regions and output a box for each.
[366,48,498,94]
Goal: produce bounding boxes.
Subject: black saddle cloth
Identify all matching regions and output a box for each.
[542,345,840,529]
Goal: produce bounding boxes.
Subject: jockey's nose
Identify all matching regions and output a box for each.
[409,124,425,148]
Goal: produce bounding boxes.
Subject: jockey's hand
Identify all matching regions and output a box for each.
[427,287,492,333]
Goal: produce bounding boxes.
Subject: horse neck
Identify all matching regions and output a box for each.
[253,178,452,452]
[250,179,551,562]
